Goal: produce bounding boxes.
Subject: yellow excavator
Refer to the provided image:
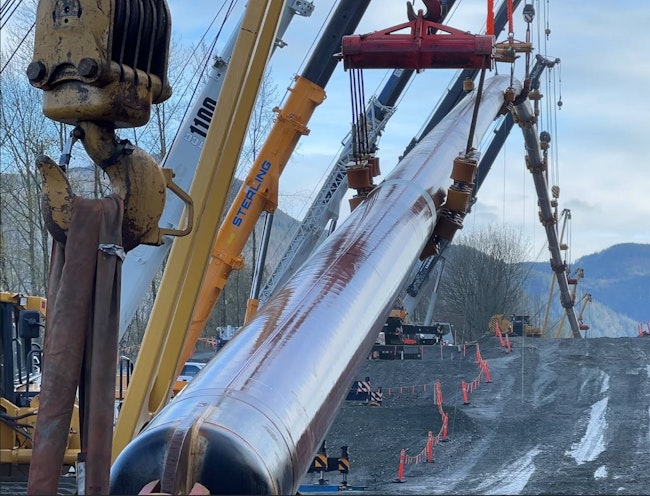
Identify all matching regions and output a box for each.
[489,313,513,335]
[0,292,80,487]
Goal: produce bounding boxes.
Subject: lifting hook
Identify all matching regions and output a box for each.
[407,0,443,23]
[37,123,193,252]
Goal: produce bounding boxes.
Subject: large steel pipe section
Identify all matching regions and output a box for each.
[110,75,517,495]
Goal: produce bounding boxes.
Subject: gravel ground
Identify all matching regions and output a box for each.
[300,336,650,495]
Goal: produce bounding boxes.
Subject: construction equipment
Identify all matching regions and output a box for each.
[164,0,372,395]
[576,293,592,332]
[117,0,315,338]
[512,97,582,339]
[25,0,196,492]
[110,71,520,495]
[259,0,513,308]
[257,1,532,337]
[406,322,453,345]
[18,1,567,494]
[511,315,542,337]
[0,292,80,487]
[489,314,513,335]
[112,0,288,467]
[340,1,493,71]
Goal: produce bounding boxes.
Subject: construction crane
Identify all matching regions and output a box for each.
[113,0,373,456]
[512,99,582,339]
[18,1,572,494]
[258,0,518,309]
[110,3,522,492]
[24,0,192,492]
[117,0,315,339]
[111,73,520,496]
[24,0,286,493]
[112,0,290,461]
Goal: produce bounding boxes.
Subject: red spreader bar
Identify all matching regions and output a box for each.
[341,11,494,71]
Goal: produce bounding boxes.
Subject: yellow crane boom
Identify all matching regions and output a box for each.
[112,0,286,459]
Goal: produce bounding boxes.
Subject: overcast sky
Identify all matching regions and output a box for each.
[159,1,650,263]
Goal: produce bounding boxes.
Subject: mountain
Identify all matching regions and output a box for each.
[523,243,650,338]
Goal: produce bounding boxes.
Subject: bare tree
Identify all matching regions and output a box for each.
[436,225,531,342]
[0,55,60,294]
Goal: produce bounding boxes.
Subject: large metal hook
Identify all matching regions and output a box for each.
[406,0,443,23]
[76,121,194,252]
[37,123,194,252]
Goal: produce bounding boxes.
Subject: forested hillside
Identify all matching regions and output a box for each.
[523,243,649,338]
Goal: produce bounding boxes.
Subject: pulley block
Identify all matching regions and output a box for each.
[28,0,172,128]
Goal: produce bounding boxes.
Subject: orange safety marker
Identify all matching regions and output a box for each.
[484,362,492,383]
[394,449,406,483]
[495,324,504,346]
[461,380,469,404]
[426,431,434,463]
[441,413,449,441]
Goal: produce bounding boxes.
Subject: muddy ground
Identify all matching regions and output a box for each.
[300,336,650,495]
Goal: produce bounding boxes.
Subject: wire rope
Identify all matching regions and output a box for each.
[0,0,21,28]
[152,0,241,162]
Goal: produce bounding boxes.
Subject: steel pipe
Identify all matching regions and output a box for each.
[110,75,518,495]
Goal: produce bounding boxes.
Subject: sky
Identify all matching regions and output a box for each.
[7,0,649,264]
[166,0,650,265]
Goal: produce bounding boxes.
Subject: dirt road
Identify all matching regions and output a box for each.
[301,336,650,495]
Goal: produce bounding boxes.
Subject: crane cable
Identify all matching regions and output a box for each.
[465,66,487,155]
[155,0,241,165]
[348,68,370,162]
[0,0,21,27]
